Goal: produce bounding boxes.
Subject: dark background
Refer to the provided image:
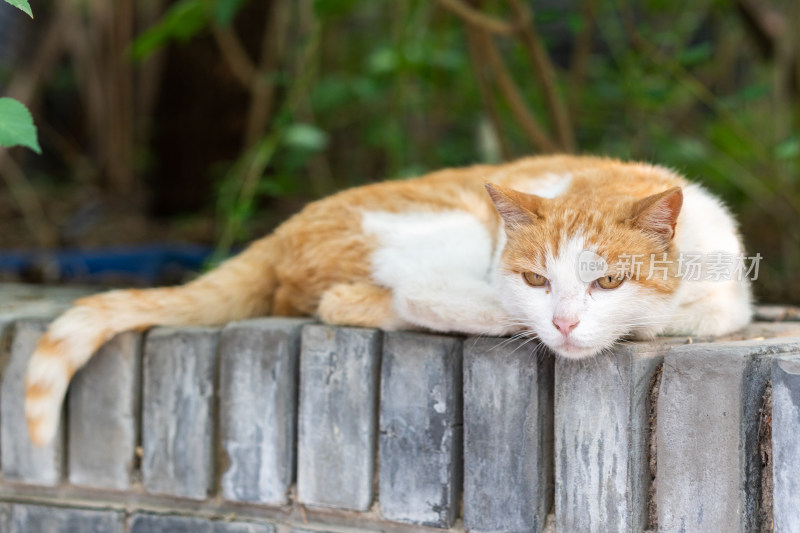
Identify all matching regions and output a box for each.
[0,0,798,302]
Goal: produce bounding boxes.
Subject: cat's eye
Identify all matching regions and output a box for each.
[522,272,548,287]
[595,275,624,290]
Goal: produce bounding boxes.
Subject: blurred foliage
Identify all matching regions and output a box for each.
[0,0,37,153]
[130,0,252,61]
[3,0,30,18]
[0,98,40,153]
[2,0,800,302]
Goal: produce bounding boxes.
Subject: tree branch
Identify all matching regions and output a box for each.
[211,24,257,89]
[507,0,575,151]
[0,150,57,247]
[436,0,518,35]
[477,30,559,153]
[568,0,597,117]
[465,26,513,160]
[243,0,290,147]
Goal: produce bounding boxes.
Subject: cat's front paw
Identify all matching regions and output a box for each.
[627,326,660,341]
[394,289,519,336]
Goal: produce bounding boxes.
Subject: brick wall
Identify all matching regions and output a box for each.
[1,292,799,532]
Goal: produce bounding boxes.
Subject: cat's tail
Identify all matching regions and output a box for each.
[24,236,280,446]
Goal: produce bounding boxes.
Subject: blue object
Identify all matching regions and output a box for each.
[0,244,215,285]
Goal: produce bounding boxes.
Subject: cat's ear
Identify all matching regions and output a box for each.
[485,183,544,229]
[628,187,683,244]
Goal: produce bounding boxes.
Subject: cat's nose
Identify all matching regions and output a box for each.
[553,316,580,336]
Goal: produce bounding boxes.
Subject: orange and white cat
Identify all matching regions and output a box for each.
[24,155,752,445]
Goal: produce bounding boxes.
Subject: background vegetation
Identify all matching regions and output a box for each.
[0,0,798,303]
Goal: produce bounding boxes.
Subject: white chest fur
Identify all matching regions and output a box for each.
[360,210,515,336]
[361,210,494,287]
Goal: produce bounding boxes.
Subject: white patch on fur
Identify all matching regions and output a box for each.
[514,172,573,198]
[25,352,69,389]
[490,225,507,278]
[47,307,107,368]
[363,210,492,282]
[362,210,517,335]
[665,182,752,335]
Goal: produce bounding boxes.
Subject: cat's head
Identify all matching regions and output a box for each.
[487,182,683,359]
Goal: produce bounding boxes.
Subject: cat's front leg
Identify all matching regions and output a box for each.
[392,278,523,337]
[627,326,661,342]
[317,282,412,330]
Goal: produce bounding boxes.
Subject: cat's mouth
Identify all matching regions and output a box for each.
[548,338,602,359]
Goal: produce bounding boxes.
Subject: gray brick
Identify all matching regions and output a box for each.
[378,332,462,528]
[297,325,382,511]
[0,503,11,531]
[772,355,800,533]
[754,305,800,322]
[463,337,554,533]
[657,338,800,533]
[68,331,141,489]
[724,321,800,340]
[212,523,274,533]
[219,318,310,505]
[291,529,376,533]
[129,514,274,533]
[0,284,98,322]
[141,327,219,500]
[8,504,123,533]
[129,515,209,533]
[555,341,668,533]
[0,319,63,485]
[211,523,274,533]
[0,320,10,474]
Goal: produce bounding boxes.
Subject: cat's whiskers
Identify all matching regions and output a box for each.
[495,330,536,349]
[621,314,683,325]
[469,319,532,346]
[622,321,669,327]
[523,341,550,365]
[507,335,543,357]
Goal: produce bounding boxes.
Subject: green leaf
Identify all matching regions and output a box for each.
[366,47,398,75]
[678,43,711,67]
[0,98,40,153]
[130,0,208,61]
[283,123,328,151]
[313,0,359,18]
[775,137,799,160]
[566,13,585,34]
[3,0,32,18]
[213,0,249,26]
[738,83,770,102]
[311,76,352,111]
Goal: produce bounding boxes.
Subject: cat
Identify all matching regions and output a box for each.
[23,155,752,446]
